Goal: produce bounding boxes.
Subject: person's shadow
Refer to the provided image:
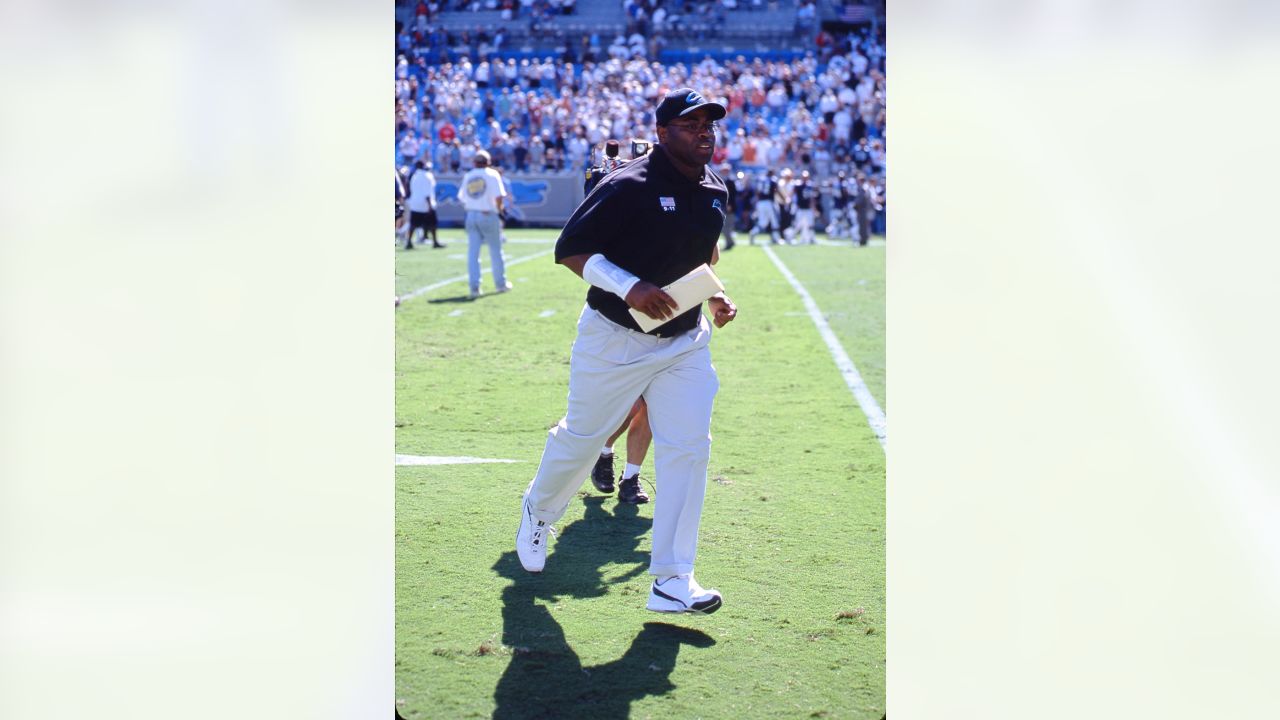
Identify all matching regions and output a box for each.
[491,498,716,719]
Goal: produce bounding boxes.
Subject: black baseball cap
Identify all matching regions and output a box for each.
[654,87,727,126]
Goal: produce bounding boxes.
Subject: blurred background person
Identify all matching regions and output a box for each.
[405,159,443,249]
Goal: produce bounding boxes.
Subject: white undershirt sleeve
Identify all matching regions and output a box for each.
[581,254,641,301]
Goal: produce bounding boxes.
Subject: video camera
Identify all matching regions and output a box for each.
[630,139,653,159]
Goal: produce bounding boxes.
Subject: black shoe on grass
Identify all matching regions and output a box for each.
[618,475,649,504]
[590,453,616,494]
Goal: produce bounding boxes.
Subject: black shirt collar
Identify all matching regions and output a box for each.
[650,144,717,189]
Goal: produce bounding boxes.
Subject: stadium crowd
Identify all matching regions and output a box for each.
[395,1,885,238]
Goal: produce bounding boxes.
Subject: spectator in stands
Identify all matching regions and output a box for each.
[795,1,817,36]
[475,60,492,87]
[724,127,743,164]
[448,139,463,172]
[813,143,831,178]
[609,35,629,60]
[628,31,647,58]
[398,130,422,166]
[546,145,565,172]
[395,11,887,217]
[511,132,530,171]
[652,3,669,32]
[566,129,590,173]
[528,132,547,170]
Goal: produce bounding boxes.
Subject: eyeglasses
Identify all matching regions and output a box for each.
[665,121,720,133]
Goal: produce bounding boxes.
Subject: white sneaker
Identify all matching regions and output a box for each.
[646,574,722,614]
[469,289,480,300]
[497,281,513,293]
[516,493,555,573]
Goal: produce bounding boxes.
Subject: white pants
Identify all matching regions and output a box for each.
[750,200,779,242]
[465,211,506,293]
[527,305,719,577]
[827,205,850,240]
[795,208,815,244]
[847,206,863,244]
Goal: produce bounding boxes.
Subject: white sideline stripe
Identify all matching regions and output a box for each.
[448,309,464,317]
[762,245,887,450]
[538,309,556,317]
[396,454,521,466]
[399,248,556,303]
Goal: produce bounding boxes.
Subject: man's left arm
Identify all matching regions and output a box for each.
[707,293,737,328]
[708,236,737,328]
[493,174,506,215]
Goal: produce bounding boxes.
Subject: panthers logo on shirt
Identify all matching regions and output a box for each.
[466,177,487,197]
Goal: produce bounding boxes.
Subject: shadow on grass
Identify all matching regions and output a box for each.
[491,497,715,719]
[427,295,478,304]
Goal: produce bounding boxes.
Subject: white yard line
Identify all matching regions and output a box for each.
[762,245,887,450]
[399,248,556,303]
[395,454,522,466]
[447,309,464,317]
[538,310,556,318]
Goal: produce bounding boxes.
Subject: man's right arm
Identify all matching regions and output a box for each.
[559,254,592,277]
[560,253,678,322]
[555,183,675,320]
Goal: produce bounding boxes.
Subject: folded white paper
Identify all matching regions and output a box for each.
[628,263,726,332]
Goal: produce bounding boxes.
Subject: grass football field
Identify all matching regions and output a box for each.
[396,228,885,719]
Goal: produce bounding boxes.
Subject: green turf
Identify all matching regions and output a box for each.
[396,229,885,719]
[765,238,887,410]
[394,228,558,297]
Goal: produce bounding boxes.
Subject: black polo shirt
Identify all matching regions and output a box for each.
[556,145,727,337]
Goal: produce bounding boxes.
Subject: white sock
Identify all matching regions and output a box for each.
[622,463,641,480]
[601,446,614,456]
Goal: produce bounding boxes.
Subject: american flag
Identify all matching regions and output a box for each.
[838,3,873,23]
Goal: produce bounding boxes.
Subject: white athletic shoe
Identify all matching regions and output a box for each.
[646,574,722,614]
[497,281,513,293]
[516,493,555,573]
